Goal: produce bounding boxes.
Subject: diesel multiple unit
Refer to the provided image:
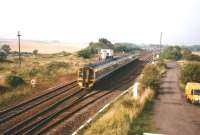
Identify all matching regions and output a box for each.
[77,54,138,89]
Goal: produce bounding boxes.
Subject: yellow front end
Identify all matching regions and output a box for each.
[77,67,95,89]
[185,82,200,104]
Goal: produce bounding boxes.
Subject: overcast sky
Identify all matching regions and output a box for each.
[0,0,199,45]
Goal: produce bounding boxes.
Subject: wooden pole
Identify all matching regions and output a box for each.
[160,32,162,51]
[17,31,21,66]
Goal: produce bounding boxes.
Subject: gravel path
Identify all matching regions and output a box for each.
[153,61,200,135]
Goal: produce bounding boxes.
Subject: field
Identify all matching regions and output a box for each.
[0,52,97,108]
[0,39,88,53]
[192,51,200,56]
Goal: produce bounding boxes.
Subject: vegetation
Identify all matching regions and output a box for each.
[81,63,166,135]
[114,43,140,53]
[160,46,182,60]
[33,49,38,56]
[78,38,140,58]
[0,52,95,108]
[161,46,200,61]
[128,101,156,135]
[0,50,7,60]
[6,75,25,87]
[1,44,11,53]
[180,62,200,84]
[78,38,113,58]
[81,89,154,135]
[139,63,165,91]
[78,47,96,58]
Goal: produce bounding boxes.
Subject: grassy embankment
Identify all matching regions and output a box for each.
[79,62,166,135]
[0,53,96,108]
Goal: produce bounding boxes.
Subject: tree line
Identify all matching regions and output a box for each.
[78,38,140,58]
[0,44,39,60]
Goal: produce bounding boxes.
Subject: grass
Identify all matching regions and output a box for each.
[80,88,154,135]
[128,101,158,135]
[0,53,96,109]
[79,62,166,135]
[0,75,65,108]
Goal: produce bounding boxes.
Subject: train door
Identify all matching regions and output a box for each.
[82,67,94,88]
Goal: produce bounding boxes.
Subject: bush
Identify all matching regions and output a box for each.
[78,48,94,58]
[140,64,161,90]
[6,75,25,87]
[33,49,38,56]
[29,68,41,77]
[180,63,200,84]
[0,50,8,60]
[160,46,182,60]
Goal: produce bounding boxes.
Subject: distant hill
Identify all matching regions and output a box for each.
[0,39,88,54]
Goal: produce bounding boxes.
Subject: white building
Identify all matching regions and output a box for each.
[99,49,114,60]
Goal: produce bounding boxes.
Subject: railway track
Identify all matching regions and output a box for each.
[0,80,78,124]
[3,60,143,135]
[1,53,153,135]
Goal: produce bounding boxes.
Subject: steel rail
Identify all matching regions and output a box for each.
[0,81,77,124]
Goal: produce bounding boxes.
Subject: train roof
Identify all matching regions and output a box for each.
[84,54,138,70]
[85,56,121,68]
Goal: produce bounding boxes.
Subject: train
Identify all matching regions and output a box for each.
[77,54,139,89]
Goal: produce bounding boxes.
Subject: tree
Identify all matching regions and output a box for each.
[1,44,11,53]
[99,38,112,45]
[33,49,38,56]
[0,49,8,60]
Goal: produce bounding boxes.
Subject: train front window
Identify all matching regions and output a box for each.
[193,89,200,95]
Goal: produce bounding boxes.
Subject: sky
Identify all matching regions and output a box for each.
[0,0,199,45]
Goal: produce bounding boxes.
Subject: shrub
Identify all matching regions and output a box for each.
[140,64,161,90]
[180,63,200,84]
[6,75,25,87]
[160,46,182,60]
[0,50,8,60]
[33,49,38,56]
[78,48,94,58]
[29,68,41,77]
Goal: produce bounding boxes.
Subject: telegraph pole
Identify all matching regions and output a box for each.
[17,31,21,66]
[160,32,162,51]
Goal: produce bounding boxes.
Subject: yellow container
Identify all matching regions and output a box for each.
[185,82,200,104]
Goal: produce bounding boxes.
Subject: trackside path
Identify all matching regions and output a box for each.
[153,61,200,135]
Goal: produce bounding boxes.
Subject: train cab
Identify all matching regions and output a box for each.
[77,66,95,89]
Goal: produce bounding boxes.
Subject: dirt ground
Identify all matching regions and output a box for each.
[152,61,200,135]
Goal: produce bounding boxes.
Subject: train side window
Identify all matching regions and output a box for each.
[79,69,83,77]
[89,69,94,79]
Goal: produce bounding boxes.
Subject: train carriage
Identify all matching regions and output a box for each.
[78,54,139,89]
